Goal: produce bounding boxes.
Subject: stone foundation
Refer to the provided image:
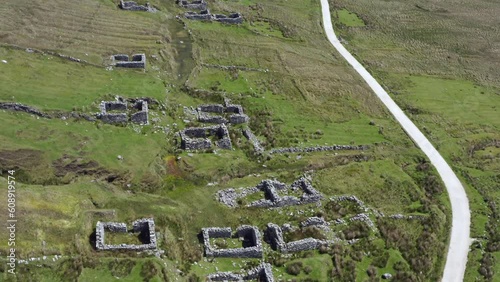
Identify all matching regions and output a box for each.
[265,223,327,254]
[95,218,157,251]
[119,0,157,12]
[178,0,207,10]
[208,263,274,282]
[202,225,263,258]
[97,97,149,125]
[112,53,146,69]
[217,177,322,209]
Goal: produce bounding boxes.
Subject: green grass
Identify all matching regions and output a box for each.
[0,0,459,280]
[0,47,165,111]
[335,9,366,27]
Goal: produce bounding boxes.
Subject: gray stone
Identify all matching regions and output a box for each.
[112,53,146,69]
[95,218,157,251]
[178,0,207,10]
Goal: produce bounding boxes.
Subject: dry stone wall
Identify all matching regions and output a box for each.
[97,97,149,125]
[269,144,369,154]
[208,263,274,282]
[217,177,322,209]
[95,218,157,251]
[119,0,157,12]
[201,226,263,258]
[179,124,232,150]
[265,223,327,254]
[111,53,146,68]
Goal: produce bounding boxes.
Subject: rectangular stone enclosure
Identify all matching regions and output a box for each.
[201,226,263,258]
[95,218,157,251]
[112,53,146,68]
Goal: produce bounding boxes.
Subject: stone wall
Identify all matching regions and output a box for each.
[208,263,274,282]
[217,177,322,209]
[179,124,232,150]
[119,0,157,12]
[201,226,263,258]
[269,144,369,154]
[185,9,212,20]
[184,9,243,24]
[264,223,327,254]
[0,102,51,118]
[213,13,243,24]
[112,53,146,69]
[95,218,157,251]
[242,128,264,154]
[97,97,149,125]
[178,0,207,10]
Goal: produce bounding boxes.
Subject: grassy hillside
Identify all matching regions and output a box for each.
[329,0,500,280]
[0,0,458,281]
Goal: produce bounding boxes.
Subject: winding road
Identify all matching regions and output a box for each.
[319,0,471,281]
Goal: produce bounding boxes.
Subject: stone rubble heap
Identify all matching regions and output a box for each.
[111,54,146,69]
[119,0,157,12]
[349,213,375,229]
[265,223,327,254]
[269,144,369,154]
[180,124,232,150]
[217,177,322,208]
[207,262,274,282]
[95,218,157,251]
[202,225,263,258]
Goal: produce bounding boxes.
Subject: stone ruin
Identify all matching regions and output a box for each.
[179,124,232,150]
[119,0,157,12]
[184,9,243,24]
[97,97,149,125]
[185,9,212,20]
[177,0,207,10]
[111,54,146,69]
[95,218,157,251]
[130,100,149,124]
[217,177,322,208]
[196,100,249,125]
[213,13,243,24]
[201,225,263,258]
[264,223,328,254]
[242,128,264,154]
[207,262,274,282]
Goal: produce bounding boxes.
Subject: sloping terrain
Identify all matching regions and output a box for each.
[0,0,462,281]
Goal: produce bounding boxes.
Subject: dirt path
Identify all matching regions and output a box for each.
[319,0,471,281]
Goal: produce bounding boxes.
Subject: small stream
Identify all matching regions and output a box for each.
[165,17,195,83]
